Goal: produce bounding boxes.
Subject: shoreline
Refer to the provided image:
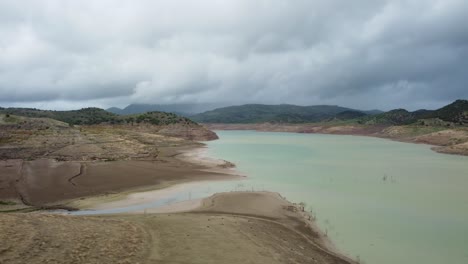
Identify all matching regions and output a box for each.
[66,145,245,212]
[64,146,353,263]
[202,123,468,156]
[0,143,242,211]
[1,191,356,264]
[1,141,356,263]
[192,191,355,263]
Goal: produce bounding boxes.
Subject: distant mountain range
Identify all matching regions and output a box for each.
[189,104,383,123]
[2,99,466,127]
[106,103,223,116]
[189,100,468,125]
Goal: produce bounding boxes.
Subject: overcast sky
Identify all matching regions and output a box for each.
[0,0,467,111]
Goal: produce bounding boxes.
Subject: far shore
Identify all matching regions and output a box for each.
[203,123,468,156]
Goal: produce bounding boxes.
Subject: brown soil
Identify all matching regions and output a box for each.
[0,149,233,208]
[0,213,147,264]
[0,115,225,209]
[0,192,355,264]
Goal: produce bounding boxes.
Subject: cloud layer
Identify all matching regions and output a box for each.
[1,0,467,110]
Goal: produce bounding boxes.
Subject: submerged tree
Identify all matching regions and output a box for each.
[298,202,306,212]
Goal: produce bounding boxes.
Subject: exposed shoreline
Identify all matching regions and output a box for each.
[61,145,354,263]
[191,191,355,263]
[1,132,355,263]
[203,123,468,156]
[65,145,244,212]
[1,191,355,264]
[0,144,241,212]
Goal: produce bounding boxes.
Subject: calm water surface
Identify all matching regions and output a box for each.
[205,131,468,264]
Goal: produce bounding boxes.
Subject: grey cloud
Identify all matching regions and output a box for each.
[0,0,467,111]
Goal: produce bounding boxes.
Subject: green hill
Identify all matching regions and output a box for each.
[334,110,368,120]
[3,100,465,127]
[190,100,467,126]
[0,107,116,125]
[0,107,197,126]
[360,100,468,126]
[429,100,468,124]
[359,109,422,125]
[190,104,373,123]
[123,112,196,126]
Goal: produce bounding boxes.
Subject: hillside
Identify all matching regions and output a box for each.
[360,99,468,126]
[359,109,424,125]
[191,104,377,123]
[0,107,197,126]
[0,108,218,143]
[430,99,468,124]
[0,113,217,163]
[192,100,467,126]
[0,107,119,125]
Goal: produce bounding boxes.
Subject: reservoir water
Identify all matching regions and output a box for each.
[204,131,468,264]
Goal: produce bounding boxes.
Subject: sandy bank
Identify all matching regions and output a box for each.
[0,191,355,264]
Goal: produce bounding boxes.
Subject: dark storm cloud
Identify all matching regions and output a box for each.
[0,0,467,110]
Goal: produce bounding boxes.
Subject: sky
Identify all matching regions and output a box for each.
[0,0,467,111]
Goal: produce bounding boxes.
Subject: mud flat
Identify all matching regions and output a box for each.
[62,145,244,212]
[0,146,239,211]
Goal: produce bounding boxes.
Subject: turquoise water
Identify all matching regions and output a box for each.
[205,131,468,264]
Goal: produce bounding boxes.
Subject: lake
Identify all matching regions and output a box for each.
[205,130,468,264]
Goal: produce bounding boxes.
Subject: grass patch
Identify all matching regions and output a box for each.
[2,115,21,123]
[0,200,16,206]
[406,125,447,136]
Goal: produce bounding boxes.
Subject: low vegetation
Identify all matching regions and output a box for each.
[359,100,468,126]
[0,108,218,161]
[125,112,196,126]
[193,100,467,127]
[0,107,199,127]
[191,104,380,123]
[0,200,16,206]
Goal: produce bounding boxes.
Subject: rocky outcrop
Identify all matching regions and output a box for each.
[157,124,219,141]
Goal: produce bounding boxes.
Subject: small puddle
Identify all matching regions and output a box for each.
[67,180,241,216]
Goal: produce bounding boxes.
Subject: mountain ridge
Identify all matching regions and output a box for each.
[106,103,223,116]
[190,104,382,124]
[360,99,468,125]
[0,107,218,141]
[190,100,467,126]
